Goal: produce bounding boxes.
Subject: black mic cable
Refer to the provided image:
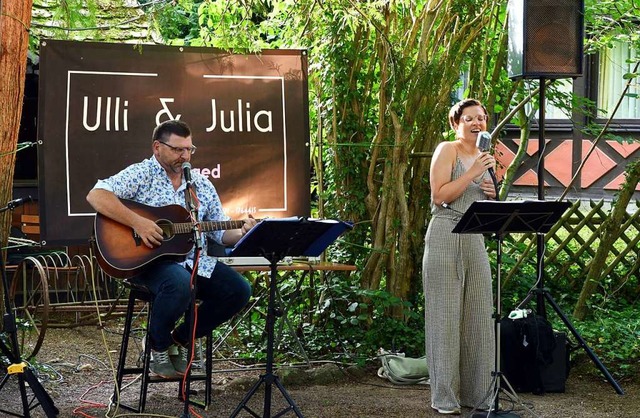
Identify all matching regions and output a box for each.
[441,202,465,216]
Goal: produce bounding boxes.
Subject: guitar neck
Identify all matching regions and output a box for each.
[172,219,246,235]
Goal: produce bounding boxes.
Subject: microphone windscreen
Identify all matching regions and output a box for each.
[182,161,192,183]
[476,131,492,152]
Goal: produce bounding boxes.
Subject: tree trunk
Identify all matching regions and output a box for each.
[1,0,33,237]
[500,106,531,200]
[303,1,502,320]
[0,0,33,321]
[573,159,640,320]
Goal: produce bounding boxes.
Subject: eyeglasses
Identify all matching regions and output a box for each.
[158,141,197,155]
[460,114,490,123]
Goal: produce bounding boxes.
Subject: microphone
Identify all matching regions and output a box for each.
[182,161,198,223]
[182,162,192,186]
[476,131,500,200]
[476,131,492,153]
[7,195,33,210]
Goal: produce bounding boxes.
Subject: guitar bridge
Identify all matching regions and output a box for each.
[132,230,142,247]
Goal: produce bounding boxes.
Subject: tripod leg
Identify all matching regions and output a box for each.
[275,287,310,365]
[500,376,542,417]
[471,372,542,418]
[229,375,265,417]
[0,380,32,418]
[273,377,304,417]
[543,292,624,395]
[264,375,272,418]
[2,282,59,416]
[520,289,624,395]
[0,370,10,390]
[230,259,305,418]
[0,360,59,417]
[23,368,59,417]
[16,372,32,418]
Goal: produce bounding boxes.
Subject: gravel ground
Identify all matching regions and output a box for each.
[0,327,637,417]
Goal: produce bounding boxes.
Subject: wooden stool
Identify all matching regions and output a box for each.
[112,282,213,413]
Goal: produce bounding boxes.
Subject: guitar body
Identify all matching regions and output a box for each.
[94,200,194,278]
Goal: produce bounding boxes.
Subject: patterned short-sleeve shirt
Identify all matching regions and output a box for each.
[93,155,228,278]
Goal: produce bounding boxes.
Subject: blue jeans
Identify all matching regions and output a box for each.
[132,261,252,351]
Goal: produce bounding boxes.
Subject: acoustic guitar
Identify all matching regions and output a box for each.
[93,199,248,278]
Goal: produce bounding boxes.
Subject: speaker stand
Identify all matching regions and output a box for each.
[520,78,623,395]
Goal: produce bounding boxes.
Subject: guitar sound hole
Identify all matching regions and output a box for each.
[156,220,173,240]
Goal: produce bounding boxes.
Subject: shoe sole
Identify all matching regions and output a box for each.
[431,406,461,415]
[150,370,180,379]
[169,356,188,375]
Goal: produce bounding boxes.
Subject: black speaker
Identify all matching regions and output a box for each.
[508,0,584,79]
[539,332,569,393]
[501,316,569,394]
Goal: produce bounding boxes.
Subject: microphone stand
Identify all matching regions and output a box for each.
[181,178,201,418]
[0,199,59,417]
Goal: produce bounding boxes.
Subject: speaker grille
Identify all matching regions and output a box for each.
[525,1,581,75]
[508,0,584,79]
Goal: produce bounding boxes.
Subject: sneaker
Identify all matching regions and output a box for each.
[168,344,179,356]
[143,335,178,356]
[431,405,461,415]
[150,349,179,379]
[170,344,189,375]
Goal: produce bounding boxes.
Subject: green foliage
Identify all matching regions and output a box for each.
[560,303,640,378]
[150,0,198,42]
[25,0,640,375]
[298,275,425,358]
[585,0,640,53]
[50,0,98,30]
[29,0,99,48]
[356,289,425,357]
[211,270,425,363]
[209,252,640,377]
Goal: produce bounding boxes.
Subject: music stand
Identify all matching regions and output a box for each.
[228,217,352,418]
[453,200,570,418]
[0,201,59,417]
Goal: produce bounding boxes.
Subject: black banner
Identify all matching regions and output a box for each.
[38,40,310,245]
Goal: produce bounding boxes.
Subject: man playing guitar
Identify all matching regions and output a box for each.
[87,119,257,379]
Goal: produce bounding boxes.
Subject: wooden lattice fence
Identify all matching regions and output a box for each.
[500,199,640,298]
